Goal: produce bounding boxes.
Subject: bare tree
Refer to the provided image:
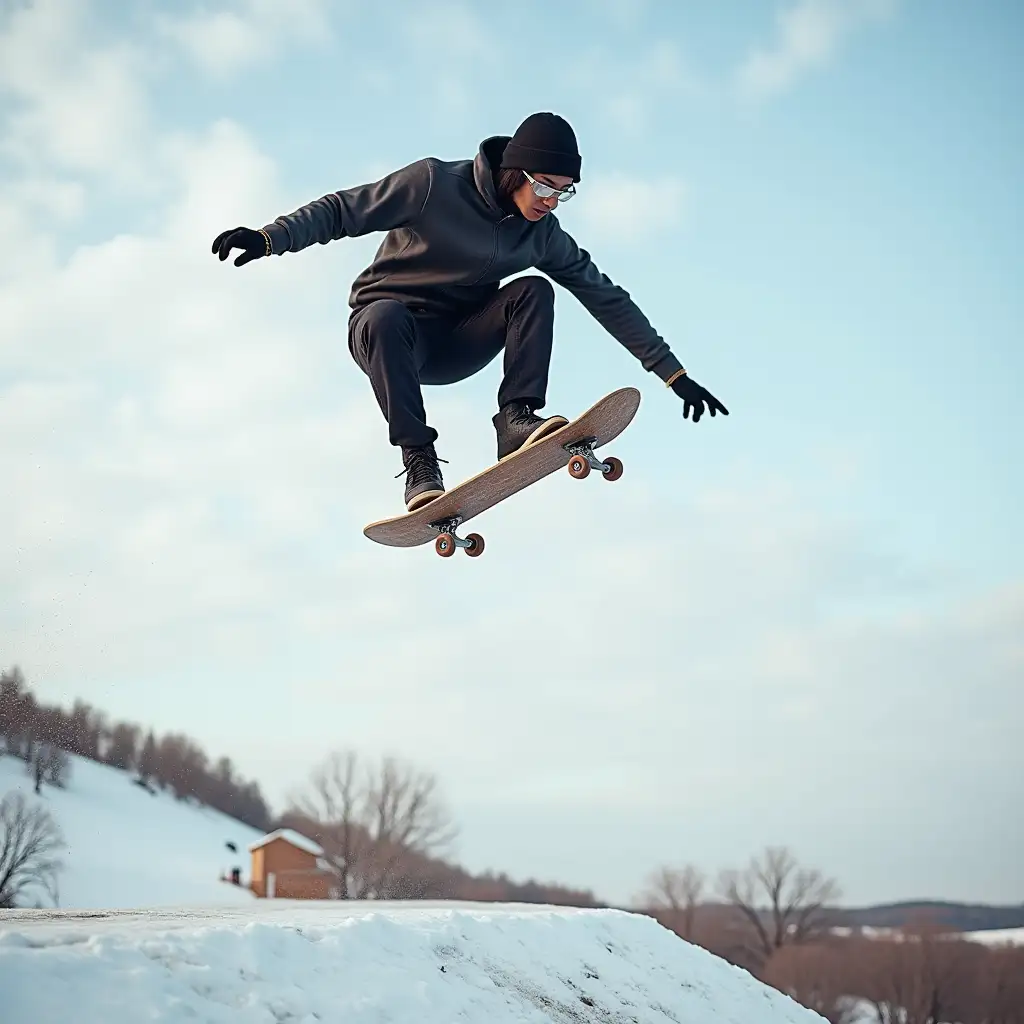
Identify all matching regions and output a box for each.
[0,791,65,908]
[639,864,706,940]
[287,750,458,899]
[29,743,70,793]
[717,846,840,965]
[31,746,45,794]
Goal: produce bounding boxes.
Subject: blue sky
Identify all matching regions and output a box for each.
[1,0,1021,908]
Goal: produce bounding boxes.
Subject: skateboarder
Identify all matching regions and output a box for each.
[212,112,728,512]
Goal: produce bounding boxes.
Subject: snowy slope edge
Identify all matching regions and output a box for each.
[0,901,826,1023]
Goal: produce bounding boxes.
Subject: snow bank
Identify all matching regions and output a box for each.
[964,926,1024,946]
[0,901,825,1023]
[0,751,260,908]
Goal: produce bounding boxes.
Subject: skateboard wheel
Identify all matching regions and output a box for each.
[435,534,456,557]
[602,456,623,481]
[465,533,485,557]
[568,455,591,479]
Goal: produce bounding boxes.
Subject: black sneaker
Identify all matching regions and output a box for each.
[396,443,447,512]
[493,401,568,461]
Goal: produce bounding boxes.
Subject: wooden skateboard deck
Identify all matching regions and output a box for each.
[363,387,641,557]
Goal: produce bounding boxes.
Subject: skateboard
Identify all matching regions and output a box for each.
[363,386,641,557]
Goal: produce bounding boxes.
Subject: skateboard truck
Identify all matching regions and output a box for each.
[428,515,486,559]
[563,436,624,481]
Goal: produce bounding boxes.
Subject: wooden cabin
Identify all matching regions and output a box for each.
[248,828,334,899]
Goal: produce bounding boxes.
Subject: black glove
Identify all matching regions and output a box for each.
[211,227,270,267]
[670,373,729,422]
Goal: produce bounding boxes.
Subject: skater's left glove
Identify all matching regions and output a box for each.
[669,372,729,423]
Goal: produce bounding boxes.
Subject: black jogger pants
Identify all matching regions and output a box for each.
[347,275,556,448]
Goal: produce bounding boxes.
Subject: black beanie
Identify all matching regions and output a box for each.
[500,112,582,182]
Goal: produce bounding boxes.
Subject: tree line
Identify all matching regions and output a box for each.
[0,666,598,909]
[0,666,271,830]
[635,850,1024,1023]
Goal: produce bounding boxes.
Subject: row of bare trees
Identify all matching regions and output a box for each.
[277,749,598,906]
[1,666,271,830]
[638,848,1024,1022]
[763,930,1024,1024]
[638,847,840,965]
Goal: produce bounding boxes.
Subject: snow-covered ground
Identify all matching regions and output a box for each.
[832,923,1024,947]
[962,926,1024,946]
[0,751,260,908]
[0,901,827,1023]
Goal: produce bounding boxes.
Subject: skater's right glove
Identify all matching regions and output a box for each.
[211,226,272,267]
[669,371,729,423]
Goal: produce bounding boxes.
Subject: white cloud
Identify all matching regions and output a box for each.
[398,1,490,58]
[0,0,151,181]
[572,171,686,245]
[157,0,333,79]
[736,0,899,101]
[595,0,649,28]
[562,39,706,136]
[0,0,402,687]
[392,2,497,115]
[0,177,85,280]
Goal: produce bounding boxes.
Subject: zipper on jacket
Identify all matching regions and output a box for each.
[473,213,515,285]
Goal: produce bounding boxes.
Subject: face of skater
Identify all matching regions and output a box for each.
[511,171,576,221]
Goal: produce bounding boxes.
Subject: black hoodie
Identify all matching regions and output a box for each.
[260,135,684,383]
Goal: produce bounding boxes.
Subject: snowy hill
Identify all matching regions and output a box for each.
[0,901,827,1023]
[0,751,260,908]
